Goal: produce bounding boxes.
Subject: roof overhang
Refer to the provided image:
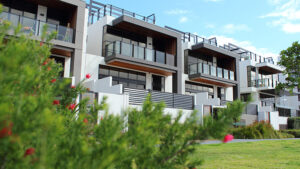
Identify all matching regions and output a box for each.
[256,62,283,74]
[191,42,240,60]
[189,73,238,87]
[112,15,181,40]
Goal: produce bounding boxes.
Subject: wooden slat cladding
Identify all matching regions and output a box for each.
[107,60,173,76]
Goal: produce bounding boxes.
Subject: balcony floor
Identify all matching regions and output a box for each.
[189,73,238,87]
[105,53,177,76]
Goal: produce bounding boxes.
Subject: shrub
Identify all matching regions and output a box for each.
[280,129,300,138]
[287,117,300,129]
[229,121,294,139]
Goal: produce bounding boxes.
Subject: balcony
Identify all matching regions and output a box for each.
[249,78,278,89]
[104,41,177,76]
[0,12,74,43]
[188,62,236,87]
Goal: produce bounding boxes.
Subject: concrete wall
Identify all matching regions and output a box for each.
[269,111,288,130]
[241,114,258,125]
[86,16,115,56]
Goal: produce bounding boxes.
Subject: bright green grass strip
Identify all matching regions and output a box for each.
[191,140,300,169]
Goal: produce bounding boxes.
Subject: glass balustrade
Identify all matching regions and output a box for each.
[0,12,74,43]
[217,67,223,78]
[197,63,202,73]
[188,62,236,81]
[133,45,144,59]
[189,64,197,75]
[121,42,132,57]
[230,71,235,80]
[203,63,209,75]
[223,69,229,79]
[104,40,175,66]
[210,65,216,76]
[155,50,165,64]
[145,48,154,61]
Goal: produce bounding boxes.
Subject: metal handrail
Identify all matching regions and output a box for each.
[87,0,155,24]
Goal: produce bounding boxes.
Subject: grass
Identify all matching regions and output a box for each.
[191,140,300,169]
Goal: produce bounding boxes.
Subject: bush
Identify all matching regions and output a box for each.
[281,129,300,138]
[229,121,294,139]
[287,117,300,129]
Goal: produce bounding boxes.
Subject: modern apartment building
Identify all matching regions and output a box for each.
[81,1,241,121]
[2,0,297,128]
[277,74,300,118]
[0,0,87,83]
[222,43,286,129]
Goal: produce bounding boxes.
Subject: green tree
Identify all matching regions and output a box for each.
[0,6,246,168]
[277,41,300,92]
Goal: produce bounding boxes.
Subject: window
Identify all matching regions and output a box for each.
[278,108,291,117]
[98,65,146,90]
[185,81,214,97]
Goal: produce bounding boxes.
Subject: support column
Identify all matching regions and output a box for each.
[64,57,71,77]
[146,73,152,90]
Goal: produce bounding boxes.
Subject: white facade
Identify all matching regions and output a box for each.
[239,53,289,129]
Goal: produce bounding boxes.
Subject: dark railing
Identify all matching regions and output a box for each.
[249,78,278,88]
[87,0,155,24]
[124,88,194,110]
[188,62,235,81]
[105,41,175,66]
[0,12,74,43]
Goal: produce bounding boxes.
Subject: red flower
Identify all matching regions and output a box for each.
[47,67,51,71]
[68,104,76,110]
[40,42,43,46]
[101,117,103,121]
[42,61,48,65]
[51,79,56,83]
[83,118,88,124]
[86,74,91,79]
[71,85,76,89]
[52,100,60,105]
[0,122,13,139]
[223,134,234,143]
[24,148,35,157]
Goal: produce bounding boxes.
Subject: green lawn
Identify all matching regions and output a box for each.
[191,140,300,169]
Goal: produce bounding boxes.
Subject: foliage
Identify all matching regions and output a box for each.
[287,117,300,129]
[281,129,300,138]
[0,8,246,169]
[277,41,300,92]
[229,121,294,139]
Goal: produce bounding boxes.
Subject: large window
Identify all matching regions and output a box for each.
[278,108,291,117]
[185,81,214,98]
[99,65,146,90]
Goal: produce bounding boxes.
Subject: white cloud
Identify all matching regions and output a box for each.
[222,24,251,34]
[262,0,300,33]
[201,34,279,62]
[282,23,300,33]
[179,16,188,23]
[165,9,190,15]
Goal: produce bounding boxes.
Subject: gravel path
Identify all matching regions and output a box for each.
[201,138,300,144]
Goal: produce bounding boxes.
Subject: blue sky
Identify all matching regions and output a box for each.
[92,0,300,60]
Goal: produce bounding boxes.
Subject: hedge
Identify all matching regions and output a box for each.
[280,129,300,138]
[287,117,300,129]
